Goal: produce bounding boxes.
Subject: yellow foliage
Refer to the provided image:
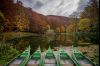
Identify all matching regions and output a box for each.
[15,9,29,31]
[0,11,6,32]
[66,24,74,32]
[78,18,91,31]
[56,27,60,33]
[60,26,65,32]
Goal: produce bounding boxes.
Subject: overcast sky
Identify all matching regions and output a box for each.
[14,0,90,17]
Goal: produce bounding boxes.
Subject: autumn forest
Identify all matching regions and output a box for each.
[0,0,99,65]
[0,0,99,33]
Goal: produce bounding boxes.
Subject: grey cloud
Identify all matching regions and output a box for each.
[32,1,44,9]
[14,0,90,17]
[77,0,90,11]
[70,0,90,17]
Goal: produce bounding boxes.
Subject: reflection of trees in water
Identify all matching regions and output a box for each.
[78,32,99,44]
[7,34,74,52]
[3,33,97,53]
[72,32,78,47]
[48,34,73,46]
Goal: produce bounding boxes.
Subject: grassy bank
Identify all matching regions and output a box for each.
[0,32,38,41]
[0,44,19,66]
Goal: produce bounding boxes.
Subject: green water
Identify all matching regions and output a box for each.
[4,33,98,51]
[5,34,73,52]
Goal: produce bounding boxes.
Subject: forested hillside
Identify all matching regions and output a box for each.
[0,0,71,33]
